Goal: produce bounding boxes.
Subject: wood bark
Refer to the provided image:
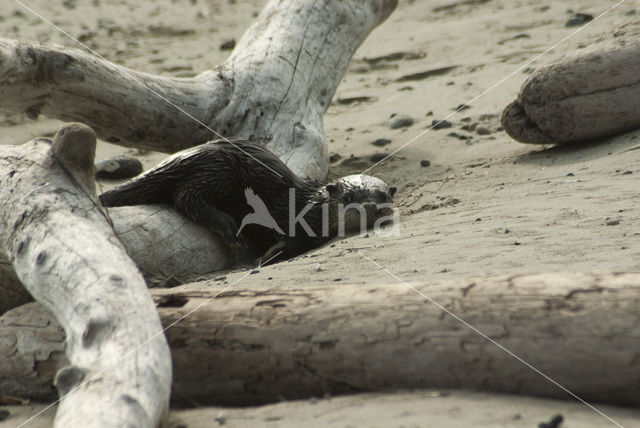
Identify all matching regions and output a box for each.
[0,124,171,428]
[2,273,639,407]
[0,0,397,180]
[502,21,640,144]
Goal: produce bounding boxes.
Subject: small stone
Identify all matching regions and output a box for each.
[370,153,388,163]
[454,103,471,111]
[372,138,391,147]
[567,172,575,176]
[95,156,143,179]
[566,13,593,27]
[447,132,471,140]
[333,278,342,282]
[431,119,452,129]
[539,414,564,428]
[606,220,620,226]
[329,153,342,163]
[504,229,510,234]
[345,127,354,132]
[250,269,260,274]
[267,277,273,280]
[389,114,414,129]
[420,160,431,167]
[220,39,236,50]
[475,218,481,222]
[623,170,633,175]
[475,126,491,135]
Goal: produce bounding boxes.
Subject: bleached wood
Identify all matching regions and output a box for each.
[0,124,171,428]
[502,21,640,144]
[3,273,639,407]
[0,0,397,180]
[0,204,231,316]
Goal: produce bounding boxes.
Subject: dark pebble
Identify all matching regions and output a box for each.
[420,160,431,167]
[623,170,633,175]
[389,114,414,129]
[475,126,491,135]
[329,153,342,163]
[250,269,259,274]
[447,132,471,140]
[566,172,574,176]
[95,156,143,179]
[504,229,510,234]
[220,39,236,50]
[372,138,391,147]
[454,104,471,111]
[432,119,452,129]
[333,278,342,282]
[606,220,620,226]
[539,414,564,428]
[370,153,388,163]
[475,218,481,222]
[566,13,593,27]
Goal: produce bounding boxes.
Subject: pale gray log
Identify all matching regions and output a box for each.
[0,0,397,180]
[0,124,171,428]
[502,22,640,144]
[0,204,231,316]
[2,273,639,407]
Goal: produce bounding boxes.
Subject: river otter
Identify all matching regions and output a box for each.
[99,139,397,263]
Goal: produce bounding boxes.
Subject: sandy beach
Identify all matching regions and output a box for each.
[1,0,640,426]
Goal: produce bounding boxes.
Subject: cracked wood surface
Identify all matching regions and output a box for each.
[0,124,171,428]
[502,21,640,144]
[0,0,397,180]
[2,273,639,407]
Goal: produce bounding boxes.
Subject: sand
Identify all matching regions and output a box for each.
[1,0,640,426]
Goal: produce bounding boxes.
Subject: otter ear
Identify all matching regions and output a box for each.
[389,187,397,198]
[326,183,341,196]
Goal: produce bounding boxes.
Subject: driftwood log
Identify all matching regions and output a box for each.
[0,203,230,315]
[502,21,640,144]
[2,273,639,407]
[0,124,171,427]
[0,0,397,181]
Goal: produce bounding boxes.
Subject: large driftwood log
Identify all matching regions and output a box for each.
[0,124,171,427]
[2,273,639,407]
[0,204,231,316]
[502,21,640,144]
[0,0,397,180]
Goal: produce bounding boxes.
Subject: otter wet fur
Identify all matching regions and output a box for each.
[99,139,397,264]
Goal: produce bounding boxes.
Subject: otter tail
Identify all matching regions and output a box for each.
[99,173,174,207]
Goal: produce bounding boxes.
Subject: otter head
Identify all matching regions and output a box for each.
[324,174,397,235]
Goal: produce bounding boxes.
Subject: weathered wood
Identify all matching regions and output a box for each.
[3,273,639,407]
[0,124,171,427]
[0,0,397,180]
[0,203,231,316]
[502,21,640,144]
